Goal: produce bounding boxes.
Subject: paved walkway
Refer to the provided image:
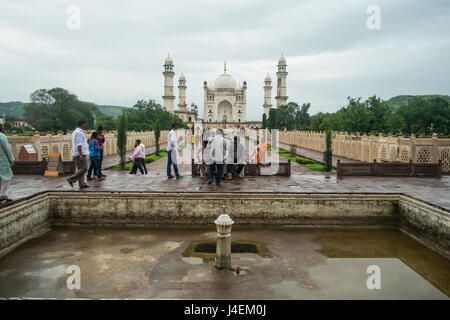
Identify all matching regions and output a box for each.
[6,153,450,210]
[101,146,157,169]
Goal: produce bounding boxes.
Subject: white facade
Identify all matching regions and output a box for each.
[162,55,288,124]
[162,55,175,112]
[162,55,198,123]
[203,63,247,123]
[275,55,288,108]
[263,73,272,117]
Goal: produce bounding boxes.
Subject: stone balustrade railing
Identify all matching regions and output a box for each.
[267,130,450,174]
[7,130,169,161]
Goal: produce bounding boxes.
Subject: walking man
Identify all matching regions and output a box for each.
[207,129,227,186]
[129,139,144,174]
[167,123,181,179]
[67,120,90,189]
[225,135,245,181]
[138,140,148,174]
[0,119,15,202]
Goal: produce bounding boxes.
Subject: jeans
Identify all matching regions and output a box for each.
[141,158,148,174]
[69,155,88,187]
[99,150,104,176]
[208,162,224,184]
[87,156,100,178]
[167,150,179,177]
[130,158,144,174]
[226,163,244,176]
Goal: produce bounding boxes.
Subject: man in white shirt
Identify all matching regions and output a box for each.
[67,120,90,188]
[138,141,148,174]
[207,129,228,186]
[167,123,181,179]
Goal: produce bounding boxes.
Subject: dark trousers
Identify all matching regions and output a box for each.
[141,158,148,174]
[87,156,101,178]
[99,150,104,176]
[69,155,88,187]
[226,163,244,176]
[130,158,144,174]
[167,150,179,177]
[208,162,224,184]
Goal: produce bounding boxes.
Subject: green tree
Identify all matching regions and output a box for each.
[338,97,371,133]
[323,129,333,172]
[268,108,277,129]
[277,102,299,130]
[124,99,184,131]
[154,118,161,155]
[96,115,117,131]
[24,88,98,133]
[117,114,128,170]
[262,113,267,129]
[296,103,311,130]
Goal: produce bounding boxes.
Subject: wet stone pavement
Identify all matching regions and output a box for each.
[0,227,448,299]
[6,153,450,210]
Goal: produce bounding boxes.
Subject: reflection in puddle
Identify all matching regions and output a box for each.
[312,229,450,297]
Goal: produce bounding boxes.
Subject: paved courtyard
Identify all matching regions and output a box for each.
[0,227,448,299]
[6,152,450,210]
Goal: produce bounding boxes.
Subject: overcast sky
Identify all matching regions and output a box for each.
[1,0,449,120]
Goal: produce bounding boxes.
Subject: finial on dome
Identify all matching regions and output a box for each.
[224,61,227,73]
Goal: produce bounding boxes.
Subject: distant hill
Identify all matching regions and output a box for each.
[386,95,450,109]
[0,101,26,118]
[0,101,128,118]
[92,104,128,118]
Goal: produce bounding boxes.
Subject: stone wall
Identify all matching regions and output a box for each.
[1,192,449,259]
[7,130,169,161]
[268,131,450,173]
[0,193,51,258]
[399,195,450,258]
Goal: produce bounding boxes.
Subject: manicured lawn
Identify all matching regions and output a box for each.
[303,163,326,171]
[112,148,168,170]
[273,146,329,172]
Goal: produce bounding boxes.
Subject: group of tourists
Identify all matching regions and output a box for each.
[67,119,155,188]
[66,120,107,188]
[0,118,262,200]
[200,129,246,186]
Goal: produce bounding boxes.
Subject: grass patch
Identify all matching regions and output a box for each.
[112,162,134,170]
[296,157,315,164]
[303,163,326,171]
[112,148,168,169]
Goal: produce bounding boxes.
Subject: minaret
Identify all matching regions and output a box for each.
[275,54,288,107]
[178,73,187,111]
[203,80,209,121]
[162,54,175,112]
[263,73,272,116]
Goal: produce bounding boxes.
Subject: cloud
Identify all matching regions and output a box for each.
[0,0,449,120]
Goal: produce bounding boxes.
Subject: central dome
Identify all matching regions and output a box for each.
[214,72,237,90]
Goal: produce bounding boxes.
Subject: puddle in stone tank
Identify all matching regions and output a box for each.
[182,240,272,263]
[0,227,448,299]
[311,229,450,297]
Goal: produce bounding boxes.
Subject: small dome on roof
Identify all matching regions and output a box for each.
[265,73,271,81]
[278,55,286,65]
[164,54,173,65]
[179,73,186,81]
